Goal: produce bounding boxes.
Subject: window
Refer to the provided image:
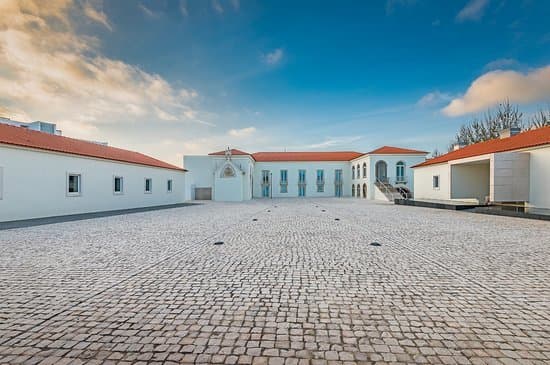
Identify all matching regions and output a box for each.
[352,184,355,197]
[298,169,306,197]
[145,178,153,193]
[316,169,324,193]
[396,161,405,183]
[167,179,173,193]
[222,164,235,178]
[280,170,288,193]
[352,166,355,179]
[67,173,81,196]
[362,163,367,178]
[113,176,123,194]
[262,170,270,197]
[433,175,440,189]
[357,164,360,178]
[334,169,343,197]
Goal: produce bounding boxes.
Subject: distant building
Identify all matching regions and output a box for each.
[183,147,428,201]
[0,123,186,222]
[412,126,550,210]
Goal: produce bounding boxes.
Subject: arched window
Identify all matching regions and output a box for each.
[396,161,405,183]
[362,162,367,178]
[352,184,355,197]
[375,160,387,182]
[352,166,355,179]
[363,183,367,198]
[357,164,360,178]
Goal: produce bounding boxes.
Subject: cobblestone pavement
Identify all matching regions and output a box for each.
[0,199,549,364]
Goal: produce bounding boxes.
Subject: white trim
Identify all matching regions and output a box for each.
[144,177,153,194]
[66,172,82,197]
[0,166,3,200]
[113,175,124,195]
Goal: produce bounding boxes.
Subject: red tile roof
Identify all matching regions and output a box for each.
[367,146,428,155]
[251,151,363,162]
[208,149,251,156]
[414,126,550,168]
[0,123,185,171]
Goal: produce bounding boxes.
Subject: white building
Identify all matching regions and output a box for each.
[0,123,186,222]
[412,126,550,210]
[183,146,427,201]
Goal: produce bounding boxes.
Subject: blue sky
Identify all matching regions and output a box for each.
[1,0,549,164]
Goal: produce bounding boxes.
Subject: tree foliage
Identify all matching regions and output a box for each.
[449,101,550,151]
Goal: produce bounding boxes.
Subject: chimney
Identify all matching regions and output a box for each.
[453,143,466,151]
[499,127,521,139]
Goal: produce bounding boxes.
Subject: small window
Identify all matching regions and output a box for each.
[113,176,123,194]
[67,173,81,196]
[167,179,173,193]
[280,170,288,193]
[145,178,152,193]
[433,175,440,189]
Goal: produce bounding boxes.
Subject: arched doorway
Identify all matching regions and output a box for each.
[362,183,367,198]
[375,160,387,182]
[352,184,355,197]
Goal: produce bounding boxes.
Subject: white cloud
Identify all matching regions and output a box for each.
[0,0,209,165]
[456,0,490,22]
[263,48,284,65]
[212,0,223,14]
[231,0,240,10]
[442,65,550,116]
[417,91,453,107]
[83,0,112,30]
[304,136,362,149]
[138,3,159,18]
[483,58,520,71]
[228,126,256,138]
[179,0,189,16]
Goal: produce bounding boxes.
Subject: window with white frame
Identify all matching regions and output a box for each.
[352,166,355,179]
[145,178,153,193]
[167,179,173,193]
[280,170,288,193]
[396,161,405,183]
[316,169,324,192]
[67,173,81,196]
[113,176,123,194]
[432,175,440,189]
[362,163,367,178]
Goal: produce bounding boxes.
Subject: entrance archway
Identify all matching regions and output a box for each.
[375,160,388,182]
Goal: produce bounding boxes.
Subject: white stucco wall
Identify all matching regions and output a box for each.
[183,155,254,201]
[528,146,550,209]
[351,154,426,199]
[413,163,451,200]
[253,161,351,198]
[450,162,490,203]
[0,145,186,222]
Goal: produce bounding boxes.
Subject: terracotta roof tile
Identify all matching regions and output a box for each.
[414,126,550,168]
[367,146,428,155]
[251,151,363,162]
[0,123,185,171]
[208,149,251,156]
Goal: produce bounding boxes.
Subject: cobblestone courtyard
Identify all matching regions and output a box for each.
[1,199,549,365]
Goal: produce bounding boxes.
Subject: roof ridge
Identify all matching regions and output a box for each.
[0,123,185,171]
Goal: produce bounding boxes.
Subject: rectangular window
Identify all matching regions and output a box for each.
[145,178,153,193]
[334,169,343,197]
[433,175,440,189]
[67,173,81,196]
[280,170,288,193]
[261,170,270,197]
[113,176,123,194]
[298,170,306,197]
[167,179,173,193]
[316,169,324,193]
